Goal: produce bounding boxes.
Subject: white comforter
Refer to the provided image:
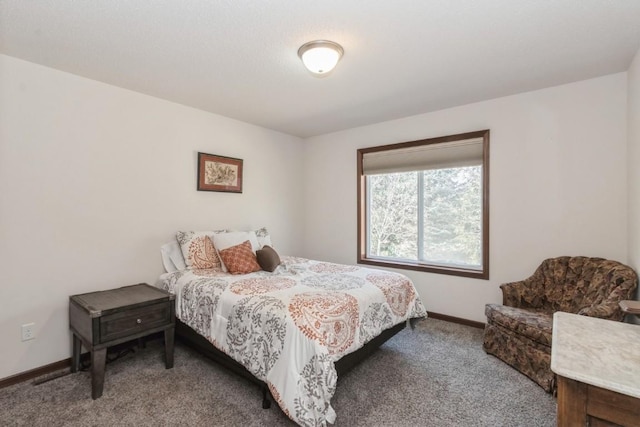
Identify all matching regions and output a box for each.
[158,256,426,427]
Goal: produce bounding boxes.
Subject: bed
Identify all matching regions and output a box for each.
[157,233,426,427]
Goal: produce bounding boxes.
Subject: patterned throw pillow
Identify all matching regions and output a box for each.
[219,240,262,274]
[212,231,260,272]
[176,231,223,271]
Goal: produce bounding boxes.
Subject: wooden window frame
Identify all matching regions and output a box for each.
[357,129,490,279]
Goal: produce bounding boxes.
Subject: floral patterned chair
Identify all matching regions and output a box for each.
[483,256,637,393]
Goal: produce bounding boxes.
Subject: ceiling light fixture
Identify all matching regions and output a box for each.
[297,40,344,76]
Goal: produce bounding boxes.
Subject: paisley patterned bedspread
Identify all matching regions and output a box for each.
[157,256,427,427]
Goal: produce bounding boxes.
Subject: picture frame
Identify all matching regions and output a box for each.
[197,152,243,193]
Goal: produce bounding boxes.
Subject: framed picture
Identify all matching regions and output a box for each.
[197,152,243,193]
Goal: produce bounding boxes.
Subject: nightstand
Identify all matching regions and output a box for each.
[69,283,175,399]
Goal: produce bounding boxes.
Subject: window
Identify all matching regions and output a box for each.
[357,130,489,279]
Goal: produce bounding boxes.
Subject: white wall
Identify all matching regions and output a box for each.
[302,73,628,323]
[0,54,304,380]
[1,51,633,380]
[627,46,640,312]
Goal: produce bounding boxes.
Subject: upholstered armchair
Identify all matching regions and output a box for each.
[483,256,637,392]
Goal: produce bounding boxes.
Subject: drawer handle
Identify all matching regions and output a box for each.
[136,318,142,324]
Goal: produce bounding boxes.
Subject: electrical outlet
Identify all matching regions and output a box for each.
[21,323,35,341]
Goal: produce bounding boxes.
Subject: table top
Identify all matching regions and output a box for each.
[551,312,640,398]
[70,283,174,317]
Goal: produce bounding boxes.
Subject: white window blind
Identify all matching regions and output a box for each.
[362,137,483,175]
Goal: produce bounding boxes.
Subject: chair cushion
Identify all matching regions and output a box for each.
[485,304,553,347]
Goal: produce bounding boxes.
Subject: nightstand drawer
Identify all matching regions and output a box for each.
[99,302,170,343]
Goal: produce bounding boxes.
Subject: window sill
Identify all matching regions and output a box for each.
[357,257,488,279]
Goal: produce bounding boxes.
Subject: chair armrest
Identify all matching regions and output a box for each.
[578,269,638,320]
[500,281,528,307]
[500,278,547,309]
[500,263,549,308]
[577,302,622,320]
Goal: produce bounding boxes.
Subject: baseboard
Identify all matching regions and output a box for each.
[427,311,485,329]
[2,314,483,389]
[0,336,148,389]
[0,358,72,389]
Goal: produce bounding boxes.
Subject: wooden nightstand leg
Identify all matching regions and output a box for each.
[71,334,81,373]
[165,326,175,369]
[91,348,107,399]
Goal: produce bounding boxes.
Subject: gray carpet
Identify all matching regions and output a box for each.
[0,319,556,426]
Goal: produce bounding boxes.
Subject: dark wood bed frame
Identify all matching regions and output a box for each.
[176,318,414,409]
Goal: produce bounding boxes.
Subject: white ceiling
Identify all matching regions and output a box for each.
[1,1,640,138]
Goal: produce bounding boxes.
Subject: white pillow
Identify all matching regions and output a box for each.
[254,227,272,248]
[160,240,186,273]
[218,227,272,248]
[214,231,260,252]
[213,231,260,272]
[160,246,177,273]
